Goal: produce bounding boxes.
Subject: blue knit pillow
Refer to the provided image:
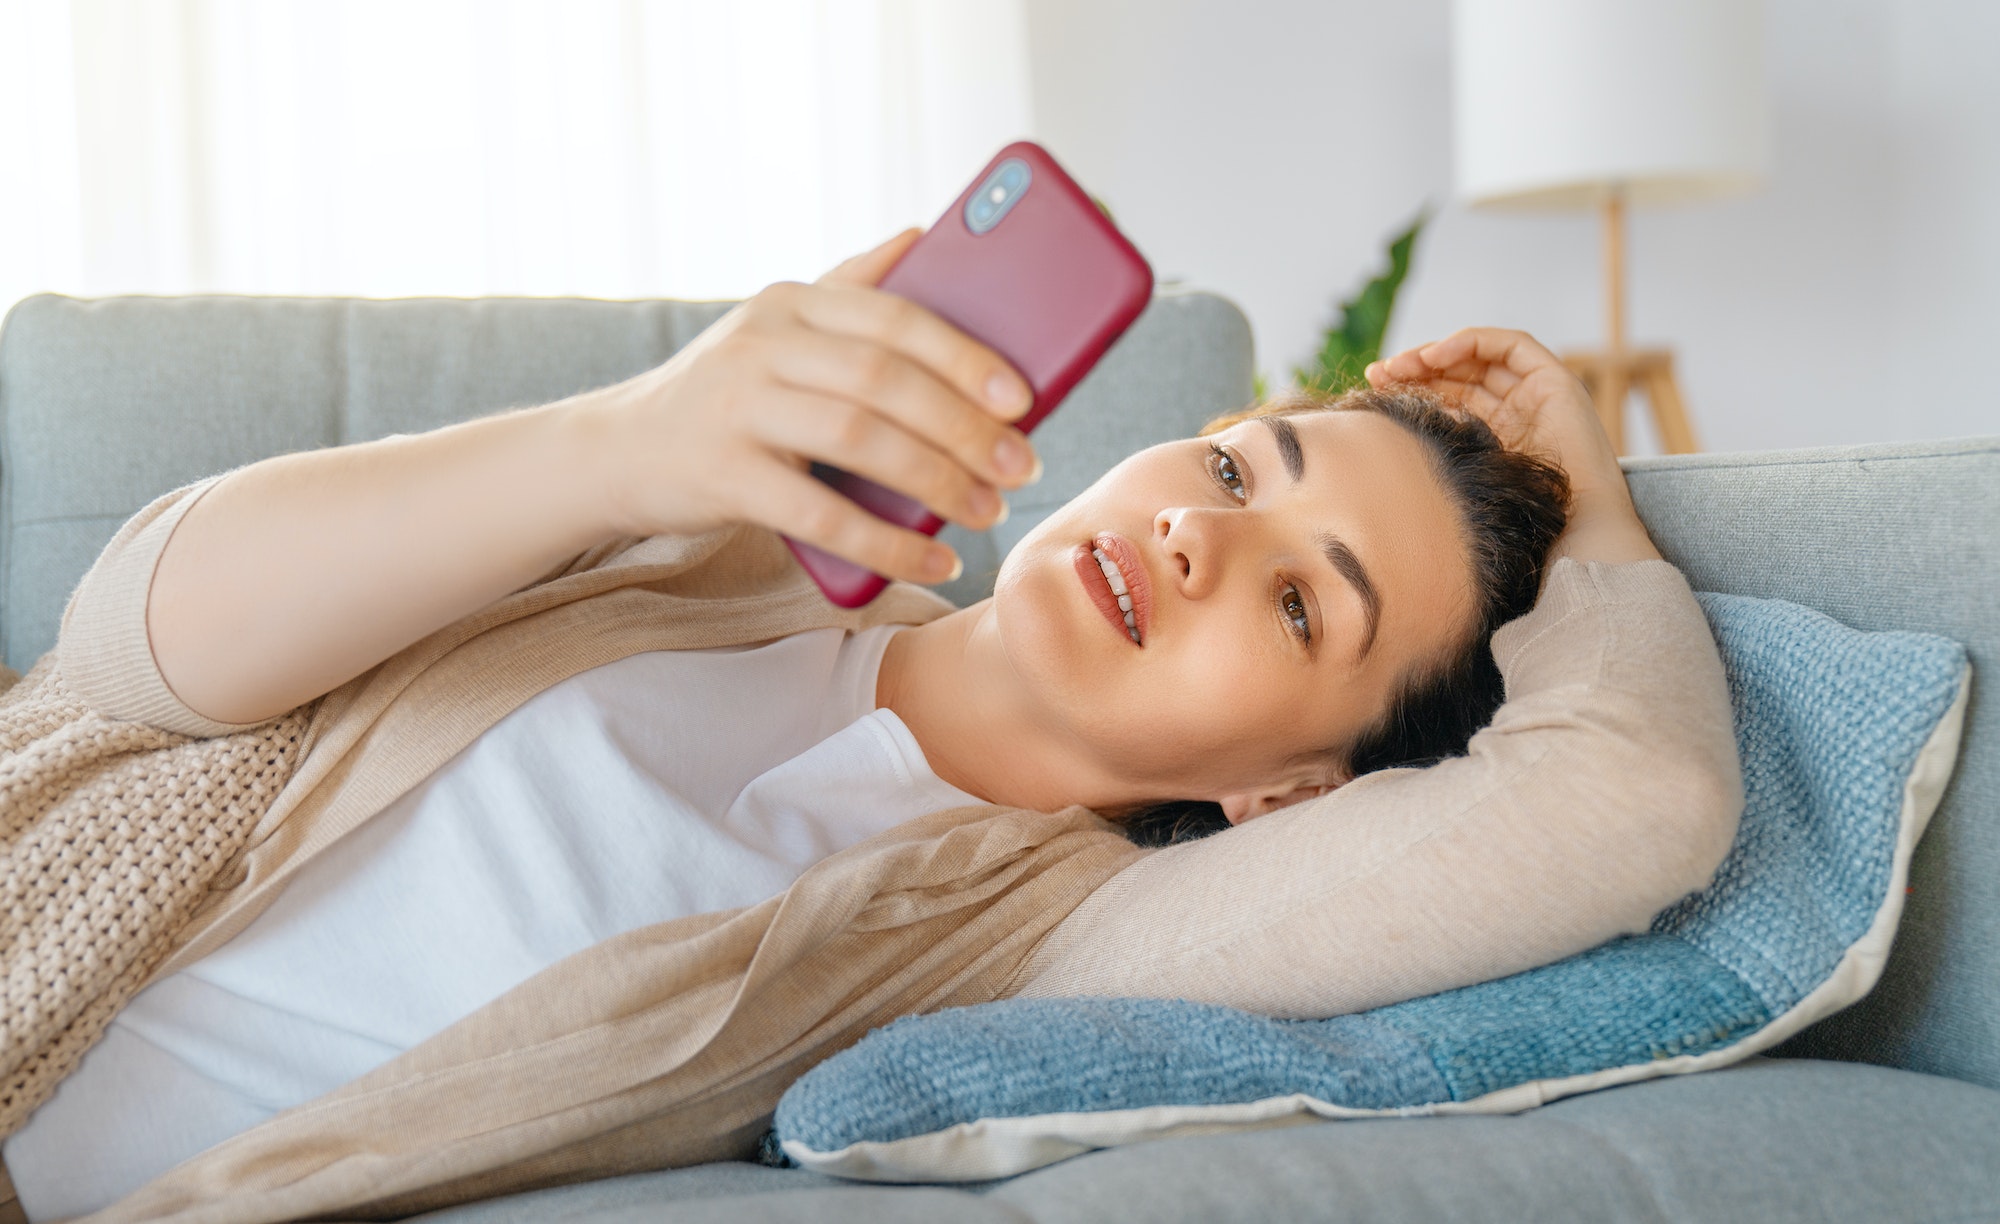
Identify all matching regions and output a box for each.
[773,594,1971,1181]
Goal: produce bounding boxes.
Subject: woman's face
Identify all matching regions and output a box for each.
[991,408,1477,822]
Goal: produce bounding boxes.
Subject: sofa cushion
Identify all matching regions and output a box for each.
[772,592,1970,1181]
[410,1060,2000,1224]
[1625,437,2000,1092]
[974,1059,2000,1224]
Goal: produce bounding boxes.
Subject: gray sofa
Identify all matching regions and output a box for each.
[2,292,1996,1222]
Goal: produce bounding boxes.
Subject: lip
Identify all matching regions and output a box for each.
[1071,532,1153,647]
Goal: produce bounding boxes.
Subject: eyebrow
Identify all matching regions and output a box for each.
[1253,416,1381,659]
[1318,531,1382,659]
[1261,415,1304,484]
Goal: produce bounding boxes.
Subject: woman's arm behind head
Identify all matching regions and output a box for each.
[1017,554,1741,1018]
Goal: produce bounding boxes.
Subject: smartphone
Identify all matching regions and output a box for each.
[785,140,1155,608]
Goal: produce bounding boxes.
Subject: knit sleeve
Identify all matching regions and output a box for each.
[1015,557,1744,1018]
[52,474,269,737]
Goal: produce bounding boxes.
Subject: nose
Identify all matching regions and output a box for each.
[1154,505,1236,600]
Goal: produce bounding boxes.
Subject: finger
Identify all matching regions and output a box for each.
[818,228,923,288]
[1370,349,1503,405]
[1379,352,1520,399]
[1411,329,1480,371]
[1425,357,1524,400]
[1367,357,1510,411]
[750,462,962,586]
[790,280,1032,422]
[762,326,1039,489]
[749,387,1008,532]
[1375,342,1466,385]
[1422,378,1505,415]
[1418,327,1564,381]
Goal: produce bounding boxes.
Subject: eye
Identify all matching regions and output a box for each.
[1206,443,1247,503]
[1280,583,1313,644]
[1205,442,1310,647]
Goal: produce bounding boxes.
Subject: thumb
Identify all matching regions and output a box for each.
[818,227,922,287]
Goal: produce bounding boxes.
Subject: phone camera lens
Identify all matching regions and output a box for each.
[965,157,1032,235]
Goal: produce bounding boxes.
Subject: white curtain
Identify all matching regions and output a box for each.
[0,0,1033,313]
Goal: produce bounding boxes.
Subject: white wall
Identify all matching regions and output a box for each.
[1023,0,2000,453]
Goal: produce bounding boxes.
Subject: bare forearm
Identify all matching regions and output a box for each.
[149,398,619,726]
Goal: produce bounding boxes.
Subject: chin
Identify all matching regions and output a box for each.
[990,531,1122,711]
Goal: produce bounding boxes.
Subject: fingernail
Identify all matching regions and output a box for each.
[1027,450,1044,484]
[992,496,1010,526]
[986,371,1031,416]
[970,484,1003,522]
[928,548,961,581]
[994,433,1033,478]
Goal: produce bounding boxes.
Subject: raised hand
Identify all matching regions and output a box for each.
[1367,327,1661,567]
[579,230,1040,587]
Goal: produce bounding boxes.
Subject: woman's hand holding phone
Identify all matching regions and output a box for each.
[143,155,1131,726]
[142,232,1034,728]
[577,229,1040,587]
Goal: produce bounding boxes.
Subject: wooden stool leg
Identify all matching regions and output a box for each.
[1642,361,1699,453]
[1596,367,1629,454]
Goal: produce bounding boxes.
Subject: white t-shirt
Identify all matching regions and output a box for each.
[6,625,982,1221]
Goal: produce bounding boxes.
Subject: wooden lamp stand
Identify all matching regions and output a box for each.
[1561,191,1700,454]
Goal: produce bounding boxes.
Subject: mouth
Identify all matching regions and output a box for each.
[1071,532,1152,646]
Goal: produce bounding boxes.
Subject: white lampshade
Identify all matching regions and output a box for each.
[1453,0,1771,209]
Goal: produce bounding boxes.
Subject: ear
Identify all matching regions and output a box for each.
[1216,774,1345,827]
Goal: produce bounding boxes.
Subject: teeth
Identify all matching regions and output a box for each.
[1094,550,1128,597]
[1092,547,1143,644]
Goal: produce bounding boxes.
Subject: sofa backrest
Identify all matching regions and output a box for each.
[0,288,1254,672]
[1625,438,2000,1093]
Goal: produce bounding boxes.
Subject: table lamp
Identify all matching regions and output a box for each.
[1452,0,1771,453]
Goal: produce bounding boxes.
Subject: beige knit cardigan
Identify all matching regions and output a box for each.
[0,475,1742,1224]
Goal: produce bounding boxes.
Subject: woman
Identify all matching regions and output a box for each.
[0,232,1740,1221]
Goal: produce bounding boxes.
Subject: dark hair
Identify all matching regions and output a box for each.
[1118,385,1570,848]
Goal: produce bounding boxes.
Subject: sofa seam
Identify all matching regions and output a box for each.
[12,511,138,528]
[1518,1111,1679,1224]
[1623,445,2000,477]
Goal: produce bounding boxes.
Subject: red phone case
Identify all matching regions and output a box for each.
[785,140,1155,608]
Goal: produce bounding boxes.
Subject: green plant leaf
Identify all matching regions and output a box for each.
[1295,209,1428,395]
